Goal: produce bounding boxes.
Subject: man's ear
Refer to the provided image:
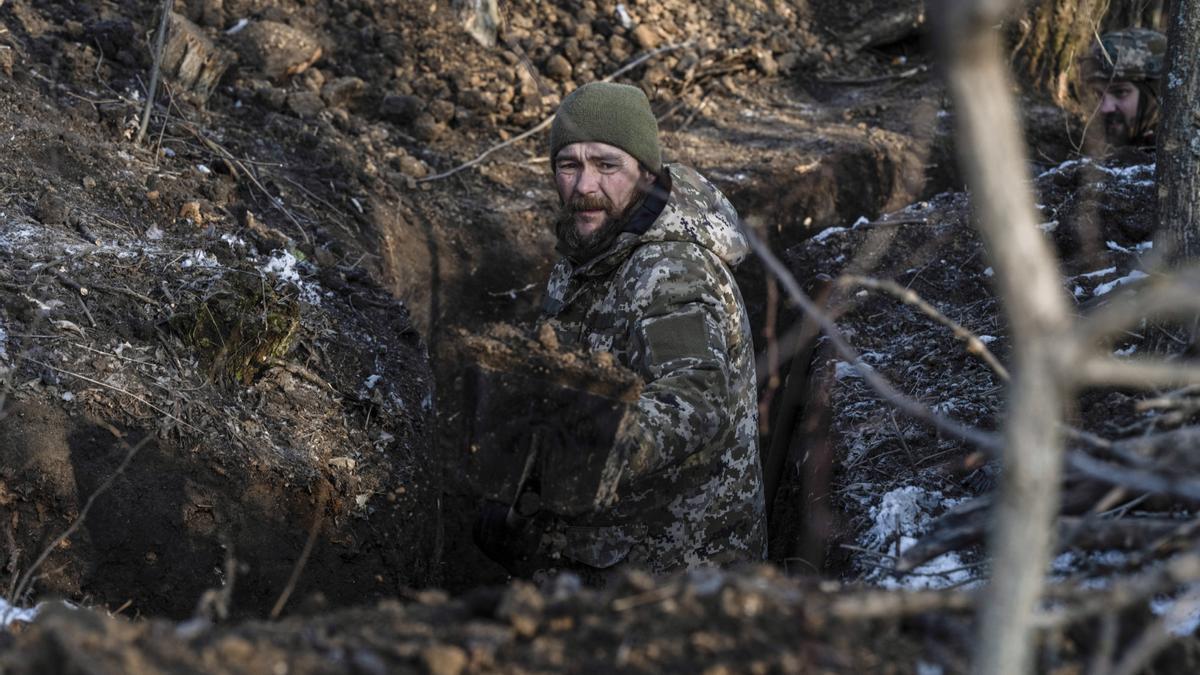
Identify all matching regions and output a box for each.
[638,169,657,191]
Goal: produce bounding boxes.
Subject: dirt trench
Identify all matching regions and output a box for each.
[0,0,1070,626]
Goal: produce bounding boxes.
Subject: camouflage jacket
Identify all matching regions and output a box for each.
[540,164,767,574]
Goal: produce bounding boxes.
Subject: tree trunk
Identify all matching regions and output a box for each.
[1157,0,1200,262]
[1011,0,1109,105]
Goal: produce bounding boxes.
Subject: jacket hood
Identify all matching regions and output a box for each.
[571,164,749,278]
[637,164,749,267]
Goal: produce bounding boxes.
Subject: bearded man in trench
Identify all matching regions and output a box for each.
[1081,27,1167,151]
[475,82,767,581]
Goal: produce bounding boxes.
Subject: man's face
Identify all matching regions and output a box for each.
[1089,80,1141,144]
[554,142,654,238]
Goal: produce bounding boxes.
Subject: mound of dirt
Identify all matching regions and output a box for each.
[0,23,440,617]
[0,566,932,675]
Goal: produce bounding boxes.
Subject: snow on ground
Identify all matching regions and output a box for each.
[857,486,978,590]
[260,249,324,305]
[1093,270,1149,296]
[0,598,42,626]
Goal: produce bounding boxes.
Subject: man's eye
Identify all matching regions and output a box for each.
[599,162,618,171]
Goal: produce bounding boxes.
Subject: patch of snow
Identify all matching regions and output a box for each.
[1114,344,1137,357]
[0,319,7,361]
[180,250,218,268]
[861,486,974,591]
[1039,220,1059,233]
[61,391,75,402]
[0,219,40,253]
[144,225,164,240]
[220,233,246,248]
[226,18,250,34]
[812,226,846,243]
[364,374,382,390]
[834,360,872,380]
[1151,589,1200,636]
[983,267,993,277]
[196,164,212,175]
[1098,163,1154,181]
[614,4,634,28]
[1073,285,1086,298]
[260,250,323,305]
[1076,266,1117,280]
[0,599,41,626]
[1093,270,1149,296]
[859,351,889,365]
[917,662,944,675]
[979,335,996,344]
[931,400,957,415]
[851,216,869,228]
[1135,240,1154,252]
[1037,158,1089,180]
[1106,241,1131,253]
[863,487,953,550]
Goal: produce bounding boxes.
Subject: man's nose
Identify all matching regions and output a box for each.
[574,165,600,194]
[1099,93,1119,113]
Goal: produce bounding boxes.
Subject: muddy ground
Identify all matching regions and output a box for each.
[0,0,1195,672]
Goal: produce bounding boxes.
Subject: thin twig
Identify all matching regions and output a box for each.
[839,274,1010,381]
[418,41,694,183]
[136,0,174,146]
[738,222,1002,453]
[19,356,199,431]
[269,485,328,620]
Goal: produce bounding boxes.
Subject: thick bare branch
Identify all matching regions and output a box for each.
[1076,357,1200,389]
[1074,274,1200,345]
[931,0,1075,672]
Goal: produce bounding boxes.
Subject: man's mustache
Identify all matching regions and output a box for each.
[568,195,615,213]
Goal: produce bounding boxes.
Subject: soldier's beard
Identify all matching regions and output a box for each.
[554,191,645,263]
[1102,110,1133,146]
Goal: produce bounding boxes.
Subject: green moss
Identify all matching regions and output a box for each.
[173,277,301,386]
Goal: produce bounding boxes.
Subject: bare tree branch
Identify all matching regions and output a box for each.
[1076,357,1200,389]
[1074,274,1200,345]
[838,274,1010,381]
[738,226,1001,452]
[930,0,1076,672]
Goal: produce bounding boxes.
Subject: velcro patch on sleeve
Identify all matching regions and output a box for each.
[637,307,713,376]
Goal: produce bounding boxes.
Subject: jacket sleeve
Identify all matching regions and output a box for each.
[607,246,737,486]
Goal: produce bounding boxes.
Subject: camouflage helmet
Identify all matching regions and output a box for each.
[1083,28,1167,82]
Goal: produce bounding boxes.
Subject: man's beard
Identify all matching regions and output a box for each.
[1101,110,1132,146]
[554,191,645,263]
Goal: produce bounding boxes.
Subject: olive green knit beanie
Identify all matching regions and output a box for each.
[549,82,662,175]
